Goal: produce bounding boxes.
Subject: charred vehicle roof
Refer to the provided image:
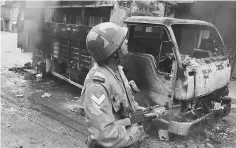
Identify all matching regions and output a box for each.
[125,16,214,27]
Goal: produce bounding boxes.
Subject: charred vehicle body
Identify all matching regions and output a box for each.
[17,2,232,137]
[124,16,232,135]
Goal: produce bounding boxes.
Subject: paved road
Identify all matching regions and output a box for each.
[1,32,87,148]
[1,95,87,148]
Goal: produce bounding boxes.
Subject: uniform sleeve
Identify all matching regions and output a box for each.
[82,83,142,148]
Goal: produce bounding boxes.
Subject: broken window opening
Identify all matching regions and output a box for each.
[158,41,175,74]
[54,8,82,25]
[84,7,111,27]
[128,24,175,74]
[171,24,224,59]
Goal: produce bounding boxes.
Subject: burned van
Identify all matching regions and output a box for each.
[123,16,232,135]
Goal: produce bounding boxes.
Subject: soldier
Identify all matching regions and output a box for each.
[81,22,147,148]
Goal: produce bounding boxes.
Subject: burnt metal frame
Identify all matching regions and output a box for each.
[44,5,114,87]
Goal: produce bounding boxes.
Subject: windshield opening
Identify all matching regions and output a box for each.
[171,24,224,59]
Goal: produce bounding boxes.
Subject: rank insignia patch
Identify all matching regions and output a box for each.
[91,94,105,106]
[93,71,105,83]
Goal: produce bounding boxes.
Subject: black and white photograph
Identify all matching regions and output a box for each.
[1,0,236,148]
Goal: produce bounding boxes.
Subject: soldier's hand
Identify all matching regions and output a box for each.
[154,110,162,118]
[127,124,148,142]
[137,125,149,140]
[136,106,146,111]
[129,80,140,93]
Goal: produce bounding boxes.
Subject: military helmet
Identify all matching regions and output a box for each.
[86,22,128,62]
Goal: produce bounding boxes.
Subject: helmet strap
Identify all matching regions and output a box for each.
[113,51,120,61]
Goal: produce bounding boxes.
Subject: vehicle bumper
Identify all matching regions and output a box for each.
[144,97,232,136]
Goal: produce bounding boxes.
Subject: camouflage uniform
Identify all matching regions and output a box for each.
[81,63,144,148]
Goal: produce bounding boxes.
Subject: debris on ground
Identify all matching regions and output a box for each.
[47,80,55,86]
[29,138,41,144]
[24,69,37,75]
[19,80,27,87]
[20,80,27,83]
[24,62,32,69]
[36,73,43,78]
[15,145,23,148]
[7,124,11,127]
[158,129,169,141]
[232,104,236,109]
[68,102,85,116]
[36,62,45,74]
[15,94,24,98]
[71,107,85,116]
[207,129,220,140]
[41,93,51,98]
[74,96,80,100]
[206,143,214,148]
[9,67,26,73]
[36,73,43,81]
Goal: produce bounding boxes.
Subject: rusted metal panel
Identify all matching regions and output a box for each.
[175,55,231,100]
[194,59,231,97]
[124,53,173,106]
[174,79,188,99]
[186,73,195,99]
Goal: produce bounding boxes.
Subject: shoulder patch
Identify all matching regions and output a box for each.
[93,71,105,83]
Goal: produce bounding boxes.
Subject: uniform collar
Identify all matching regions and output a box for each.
[103,64,123,81]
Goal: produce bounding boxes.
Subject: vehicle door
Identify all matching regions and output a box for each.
[123,24,177,106]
